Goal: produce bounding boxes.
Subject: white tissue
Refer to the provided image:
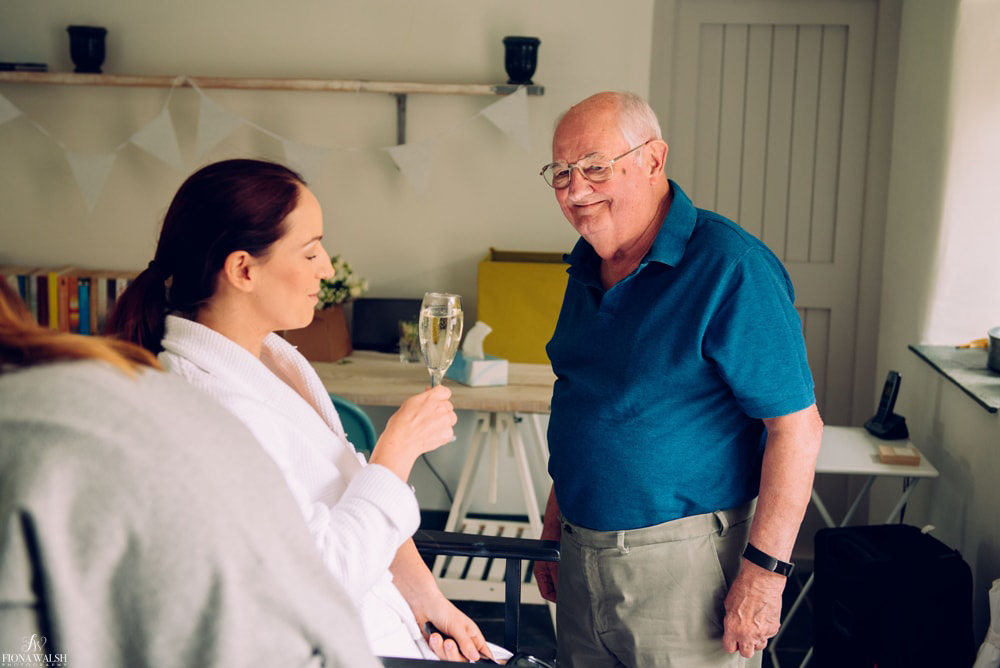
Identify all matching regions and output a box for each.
[461,321,492,359]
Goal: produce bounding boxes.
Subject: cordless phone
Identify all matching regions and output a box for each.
[864,370,909,440]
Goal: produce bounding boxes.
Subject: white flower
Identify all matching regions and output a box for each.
[317,255,368,308]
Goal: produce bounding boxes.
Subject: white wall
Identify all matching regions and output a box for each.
[0,0,654,322]
[876,0,1000,642]
[0,1,656,518]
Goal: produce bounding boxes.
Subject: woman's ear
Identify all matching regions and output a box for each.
[221,250,255,293]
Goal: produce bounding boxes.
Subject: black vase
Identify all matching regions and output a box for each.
[67,25,107,73]
[503,36,540,85]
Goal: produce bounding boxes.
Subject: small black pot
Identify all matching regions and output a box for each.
[67,25,107,73]
[502,36,540,85]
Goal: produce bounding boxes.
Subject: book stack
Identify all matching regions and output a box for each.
[1,266,140,335]
[0,62,48,72]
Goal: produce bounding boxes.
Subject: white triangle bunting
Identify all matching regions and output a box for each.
[0,92,21,126]
[281,139,332,185]
[481,87,532,151]
[65,151,117,214]
[129,108,184,170]
[195,91,245,158]
[386,142,434,194]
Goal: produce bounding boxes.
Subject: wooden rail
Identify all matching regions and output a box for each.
[0,71,544,144]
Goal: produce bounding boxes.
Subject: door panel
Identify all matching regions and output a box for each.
[669,0,878,427]
[658,0,899,555]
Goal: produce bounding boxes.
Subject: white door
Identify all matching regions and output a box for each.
[654,0,900,538]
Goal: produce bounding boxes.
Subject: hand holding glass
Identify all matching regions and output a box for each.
[419,292,463,387]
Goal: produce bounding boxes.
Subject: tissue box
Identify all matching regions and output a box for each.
[445,352,509,387]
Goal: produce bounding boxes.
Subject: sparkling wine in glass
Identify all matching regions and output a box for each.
[419,292,463,387]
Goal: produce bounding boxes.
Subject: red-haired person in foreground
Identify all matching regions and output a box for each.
[0,279,379,668]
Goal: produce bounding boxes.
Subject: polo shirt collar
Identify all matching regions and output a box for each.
[564,179,697,286]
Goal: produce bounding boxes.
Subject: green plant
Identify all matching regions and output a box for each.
[317,255,368,308]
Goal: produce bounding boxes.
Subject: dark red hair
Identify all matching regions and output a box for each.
[106,159,305,353]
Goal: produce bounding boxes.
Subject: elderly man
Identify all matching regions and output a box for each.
[533,91,823,667]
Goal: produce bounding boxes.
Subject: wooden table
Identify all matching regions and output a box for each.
[311,350,556,414]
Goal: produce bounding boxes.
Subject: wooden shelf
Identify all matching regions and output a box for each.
[0,71,543,96]
[0,71,544,144]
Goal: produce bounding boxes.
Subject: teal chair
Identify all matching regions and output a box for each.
[329,393,378,457]
[327,393,559,656]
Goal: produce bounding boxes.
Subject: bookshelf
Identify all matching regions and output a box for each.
[0,71,545,144]
[1,266,139,335]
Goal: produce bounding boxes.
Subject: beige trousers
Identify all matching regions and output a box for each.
[556,499,760,668]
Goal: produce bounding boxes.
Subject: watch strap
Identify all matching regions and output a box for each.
[742,542,794,576]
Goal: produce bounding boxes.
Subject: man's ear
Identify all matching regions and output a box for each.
[646,140,669,180]
[221,250,256,293]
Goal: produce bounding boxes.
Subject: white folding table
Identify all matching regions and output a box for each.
[768,425,939,668]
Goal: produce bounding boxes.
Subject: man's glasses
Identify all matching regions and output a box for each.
[539,140,653,189]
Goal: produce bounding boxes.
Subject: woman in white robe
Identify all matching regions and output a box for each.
[106,158,493,663]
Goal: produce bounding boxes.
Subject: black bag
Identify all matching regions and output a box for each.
[812,524,975,668]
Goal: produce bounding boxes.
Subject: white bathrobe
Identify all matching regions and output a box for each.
[159,314,436,659]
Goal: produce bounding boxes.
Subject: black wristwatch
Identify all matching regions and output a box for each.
[742,542,794,576]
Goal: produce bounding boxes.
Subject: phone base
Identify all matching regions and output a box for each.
[864,412,909,440]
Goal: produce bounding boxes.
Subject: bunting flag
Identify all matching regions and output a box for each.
[281,138,333,185]
[65,152,117,213]
[0,92,21,126]
[386,142,434,194]
[480,86,531,151]
[194,88,245,158]
[129,107,184,170]
[0,78,537,210]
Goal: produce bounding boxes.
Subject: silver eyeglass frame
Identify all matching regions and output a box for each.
[539,139,653,189]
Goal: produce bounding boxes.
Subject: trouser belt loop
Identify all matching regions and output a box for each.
[616,531,629,554]
[714,508,731,538]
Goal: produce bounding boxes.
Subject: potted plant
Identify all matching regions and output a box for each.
[284,255,368,362]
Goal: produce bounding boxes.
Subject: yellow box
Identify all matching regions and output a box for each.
[477,248,568,364]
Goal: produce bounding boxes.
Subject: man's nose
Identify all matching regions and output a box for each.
[565,166,593,199]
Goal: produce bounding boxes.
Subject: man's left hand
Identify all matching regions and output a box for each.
[721,566,785,658]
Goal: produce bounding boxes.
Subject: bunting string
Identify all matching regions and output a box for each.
[0,78,532,211]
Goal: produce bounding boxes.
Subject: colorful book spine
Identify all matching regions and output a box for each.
[48,269,61,330]
[2,266,138,333]
[25,274,37,322]
[77,278,91,335]
[0,267,36,303]
[35,272,49,327]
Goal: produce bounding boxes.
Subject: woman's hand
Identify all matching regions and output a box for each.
[420,600,493,662]
[368,385,457,481]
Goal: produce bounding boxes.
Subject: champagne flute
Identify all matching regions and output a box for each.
[419,292,463,387]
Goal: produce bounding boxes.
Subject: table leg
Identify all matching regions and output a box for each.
[488,412,501,504]
[440,412,546,536]
[504,412,543,538]
[441,412,489,534]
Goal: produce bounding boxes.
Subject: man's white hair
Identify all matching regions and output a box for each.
[616,92,663,146]
[554,92,663,166]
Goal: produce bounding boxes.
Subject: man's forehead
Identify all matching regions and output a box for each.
[552,133,623,162]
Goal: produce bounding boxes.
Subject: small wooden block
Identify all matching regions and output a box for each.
[878,444,921,466]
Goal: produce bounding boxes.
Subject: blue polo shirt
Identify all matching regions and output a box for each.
[546,181,815,531]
